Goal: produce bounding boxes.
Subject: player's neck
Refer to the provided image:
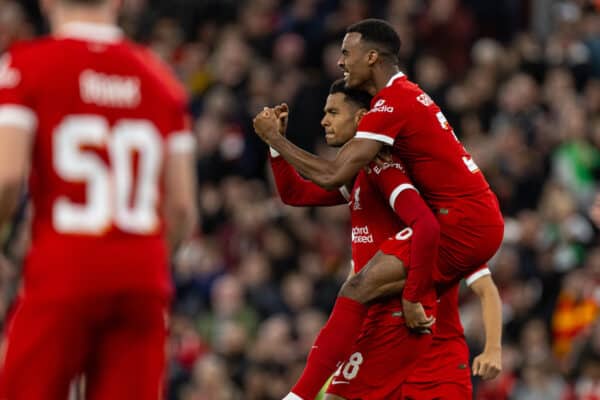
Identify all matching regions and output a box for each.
[373,65,402,93]
[51,5,116,34]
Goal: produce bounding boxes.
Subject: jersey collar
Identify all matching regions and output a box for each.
[57,22,123,43]
[385,71,406,87]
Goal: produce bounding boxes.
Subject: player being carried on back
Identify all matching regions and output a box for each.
[254,18,504,400]
[268,79,502,400]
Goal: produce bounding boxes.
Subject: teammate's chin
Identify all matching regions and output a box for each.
[325,134,343,147]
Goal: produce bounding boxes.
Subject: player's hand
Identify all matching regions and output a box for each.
[472,347,502,380]
[402,298,435,334]
[253,107,280,144]
[273,103,289,136]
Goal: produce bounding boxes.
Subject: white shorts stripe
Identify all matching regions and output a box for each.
[168,131,195,153]
[389,183,418,209]
[0,104,37,134]
[269,147,280,157]
[466,268,491,287]
[355,131,394,145]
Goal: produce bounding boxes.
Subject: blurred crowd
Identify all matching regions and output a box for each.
[3,0,600,399]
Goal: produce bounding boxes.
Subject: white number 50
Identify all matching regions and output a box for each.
[53,115,162,235]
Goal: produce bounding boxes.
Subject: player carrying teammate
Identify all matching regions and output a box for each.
[254,19,504,400]
[0,0,196,399]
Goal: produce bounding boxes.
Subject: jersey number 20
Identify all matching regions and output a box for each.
[53,115,162,235]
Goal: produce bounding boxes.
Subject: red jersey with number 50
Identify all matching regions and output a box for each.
[0,24,193,300]
[356,72,501,226]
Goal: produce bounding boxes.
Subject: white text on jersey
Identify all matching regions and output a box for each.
[370,99,394,113]
[80,69,141,108]
[0,55,20,89]
[351,226,374,243]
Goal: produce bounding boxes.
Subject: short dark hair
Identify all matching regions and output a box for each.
[346,19,401,63]
[329,79,372,110]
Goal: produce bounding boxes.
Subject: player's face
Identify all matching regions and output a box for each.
[339,33,371,90]
[321,93,360,147]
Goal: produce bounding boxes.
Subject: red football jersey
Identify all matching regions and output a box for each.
[356,72,500,220]
[0,23,193,299]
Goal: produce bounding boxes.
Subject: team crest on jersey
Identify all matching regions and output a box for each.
[0,55,20,89]
[352,187,362,210]
[416,93,433,106]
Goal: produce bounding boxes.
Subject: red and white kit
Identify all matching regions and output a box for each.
[271,154,437,399]
[0,23,193,400]
[356,72,504,286]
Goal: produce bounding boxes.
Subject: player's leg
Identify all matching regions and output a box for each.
[288,241,411,400]
[325,322,432,400]
[85,294,167,400]
[0,297,90,400]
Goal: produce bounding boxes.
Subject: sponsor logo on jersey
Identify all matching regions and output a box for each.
[370,99,394,113]
[351,225,374,243]
[80,69,141,108]
[416,93,434,106]
[0,55,20,89]
[372,162,405,175]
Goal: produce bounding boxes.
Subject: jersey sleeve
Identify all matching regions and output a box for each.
[355,92,411,146]
[270,149,347,207]
[0,50,38,134]
[371,163,440,303]
[166,100,195,154]
[465,265,491,287]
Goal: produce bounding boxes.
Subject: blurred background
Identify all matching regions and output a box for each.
[3,0,600,398]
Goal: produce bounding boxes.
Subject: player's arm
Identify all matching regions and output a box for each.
[0,124,31,231]
[270,150,348,206]
[254,108,382,190]
[0,51,34,237]
[374,166,439,294]
[467,270,503,380]
[164,132,197,252]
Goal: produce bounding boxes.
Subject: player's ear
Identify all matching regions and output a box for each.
[367,49,379,66]
[354,108,368,125]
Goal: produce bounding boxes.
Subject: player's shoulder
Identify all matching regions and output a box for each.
[377,73,432,108]
[4,37,57,61]
[128,42,187,105]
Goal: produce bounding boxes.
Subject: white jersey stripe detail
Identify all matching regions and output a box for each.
[269,147,280,157]
[466,268,491,287]
[167,131,195,153]
[283,393,304,400]
[355,131,394,145]
[389,183,418,209]
[385,71,406,87]
[0,105,37,134]
[339,185,351,201]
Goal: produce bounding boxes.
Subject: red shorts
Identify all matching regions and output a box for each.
[325,318,432,399]
[433,192,504,286]
[0,293,167,400]
[403,336,472,400]
[402,381,472,400]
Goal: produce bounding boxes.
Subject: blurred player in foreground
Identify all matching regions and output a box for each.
[267,80,502,399]
[0,0,197,398]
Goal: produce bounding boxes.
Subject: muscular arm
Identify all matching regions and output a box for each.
[253,107,383,189]
[469,273,503,380]
[0,126,31,231]
[270,152,347,206]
